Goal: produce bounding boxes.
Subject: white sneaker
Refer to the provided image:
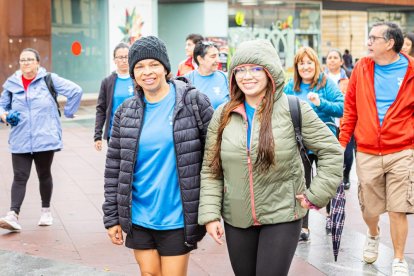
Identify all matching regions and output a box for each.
[0,211,22,231]
[392,258,409,276]
[363,228,380,264]
[38,208,53,226]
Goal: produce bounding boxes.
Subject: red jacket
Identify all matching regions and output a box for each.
[339,53,414,155]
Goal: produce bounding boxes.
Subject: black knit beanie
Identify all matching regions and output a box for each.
[128,36,171,79]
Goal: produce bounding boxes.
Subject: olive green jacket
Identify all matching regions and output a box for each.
[198,40,343,228]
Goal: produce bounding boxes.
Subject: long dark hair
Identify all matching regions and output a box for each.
[210,71,275,177]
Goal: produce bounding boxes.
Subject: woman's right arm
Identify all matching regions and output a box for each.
[198,105,225,225]
[0,89,12,124]
[94,78,108,143]
[102,107,122,230]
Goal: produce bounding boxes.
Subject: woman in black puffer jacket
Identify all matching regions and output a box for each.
[102,36,213,275]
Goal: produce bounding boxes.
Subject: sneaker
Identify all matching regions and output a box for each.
[363,228,380,264]
[299,228,310,242]
[0,211,22,231]
[38,208,53,226]
[392,258,409,276]
[343,181,351,190]
[325,218,332,236]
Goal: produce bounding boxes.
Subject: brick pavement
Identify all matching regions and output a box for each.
[0,106,413,275]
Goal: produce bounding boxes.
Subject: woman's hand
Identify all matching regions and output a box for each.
[95,140,102,151]
[296,194,310,209]
[206,220,224,245]
[0,112,9,125]
[107,225,124,245]
[307,92,320,107]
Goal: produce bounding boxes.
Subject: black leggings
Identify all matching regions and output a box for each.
[343,135,355,181]
[302,153,318,228]
[11,151,55,214]
[224,219,302,276]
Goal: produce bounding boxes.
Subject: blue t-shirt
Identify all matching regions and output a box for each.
[244,101,256,150]
[295,83,313,105]
[374,54,408,125]
[131,83,184,230]
[109,75,134,137]
[185,70,229,109]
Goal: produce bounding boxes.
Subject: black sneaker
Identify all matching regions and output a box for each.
[325,217,332,236]
[299,229,310,242]
[344,181,351,190]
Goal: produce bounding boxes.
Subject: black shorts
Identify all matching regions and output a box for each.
[125,224,196,256]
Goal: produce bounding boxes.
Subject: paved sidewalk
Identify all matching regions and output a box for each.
[0,106,413,275]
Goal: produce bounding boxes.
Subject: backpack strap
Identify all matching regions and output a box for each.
[190,91,203,132]
[287,95,311,167]
[44,73,61,117]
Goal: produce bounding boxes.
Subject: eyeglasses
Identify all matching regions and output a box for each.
[115,56,128,61]
[367,35,387,44]
[234,66,265,78]
[19,58,36,64]
[134,63,163,75]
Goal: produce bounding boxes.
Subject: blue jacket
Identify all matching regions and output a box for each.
[283,73,344,135]
[0,67,83,153]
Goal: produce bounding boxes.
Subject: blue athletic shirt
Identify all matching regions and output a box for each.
[244,101,256,150]
[131,83,184,230]
[185,70,229,109]
[374,54,408,125]
[109,74,134,137]
[295,83,313,105]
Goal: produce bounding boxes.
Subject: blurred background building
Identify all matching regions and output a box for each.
[1,0,413,94]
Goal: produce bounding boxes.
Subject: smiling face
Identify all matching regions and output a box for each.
[297,55,316,84]
[19,51,39,78]
[198,46,220,74]
[234,65,268,103]
[326,51,343,73]
[133,59,168,94]
[402,37,413,55]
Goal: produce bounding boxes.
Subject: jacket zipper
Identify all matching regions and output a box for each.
[171,97,191,246]
[26,87,33,153]
[246,112,260,226]
[128,101,145,235]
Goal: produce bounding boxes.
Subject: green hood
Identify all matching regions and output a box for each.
[229,39,285,100]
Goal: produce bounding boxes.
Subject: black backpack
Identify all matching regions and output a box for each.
[44,73,61,117]
[287,95,311,167]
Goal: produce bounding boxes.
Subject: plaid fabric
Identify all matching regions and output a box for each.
[330,182,346,261]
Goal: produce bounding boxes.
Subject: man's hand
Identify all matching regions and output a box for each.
[95,140,102,151]
[107,225,124,245]
[206,220,224,245]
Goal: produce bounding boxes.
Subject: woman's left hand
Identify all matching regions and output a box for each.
[307,92,320,107]
[296,194,311,209]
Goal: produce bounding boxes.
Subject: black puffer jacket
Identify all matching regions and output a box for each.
[103,77,213,246]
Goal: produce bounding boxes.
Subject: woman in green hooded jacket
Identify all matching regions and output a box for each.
[198,39,343,276]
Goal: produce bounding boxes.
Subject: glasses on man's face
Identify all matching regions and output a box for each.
[367,35,387,44]
[234,66,265,79]
[115,56,128,61]
[19,58,36,64]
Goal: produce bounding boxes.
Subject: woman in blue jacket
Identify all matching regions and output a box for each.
[284,46,343,242]
[0,48,82,231]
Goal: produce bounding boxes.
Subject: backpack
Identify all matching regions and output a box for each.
[287,95,311,167]
[44,73,61,117]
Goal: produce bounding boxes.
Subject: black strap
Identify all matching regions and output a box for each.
[287,95,311,167]
[190,92,203,132]
[44,73,61,117]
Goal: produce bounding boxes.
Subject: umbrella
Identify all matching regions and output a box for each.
[329,181,346,261]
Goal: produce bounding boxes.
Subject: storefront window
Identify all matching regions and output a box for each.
[51,0,109,93]
[228,1,321,71]
[368,9,414,32]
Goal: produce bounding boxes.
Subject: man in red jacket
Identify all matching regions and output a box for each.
[340,22,413,275]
